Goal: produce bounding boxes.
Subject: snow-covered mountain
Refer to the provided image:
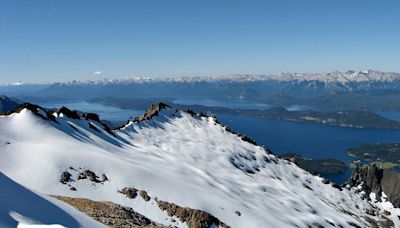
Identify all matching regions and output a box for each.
[0,103,399,227]
[272,70,400,83]
[47,70,400,85]
[21,70,398,103]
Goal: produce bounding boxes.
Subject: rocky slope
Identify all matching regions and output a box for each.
[0,103,399,227]
[347,165,400,208]
[52,196,166,228]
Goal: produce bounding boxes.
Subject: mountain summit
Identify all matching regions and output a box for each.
[0,103,399,227]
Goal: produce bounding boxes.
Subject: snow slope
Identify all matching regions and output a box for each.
[0,104,398,227]
[0,172,104,228]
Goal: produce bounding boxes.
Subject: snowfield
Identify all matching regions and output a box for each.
[0,171,104,228]
[0,104,398,227]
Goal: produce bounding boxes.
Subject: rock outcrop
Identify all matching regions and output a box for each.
[3,103,57,121]
[78,170,101,183]
[52,196,166,228]
[119,187,138,199]
[59,171,72,184]
[347,165,400,207]
[155,198,230,228]
[57,107,81,119]
[138,103,171,121]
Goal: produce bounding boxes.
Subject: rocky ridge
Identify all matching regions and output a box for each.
[347,165,400,208]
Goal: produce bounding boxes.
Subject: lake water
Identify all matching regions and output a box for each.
[218,115,400,183]
[378,112,400,121]
[39,100,400,183]
[173,98,312,111]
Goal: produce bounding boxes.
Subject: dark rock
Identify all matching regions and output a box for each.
[184,109,196,116]
[101,174,108,182]
[51,195,166,227]
[70,187,77,191]
[366,208,376,216]
[100,123,116,136]
[235,211,241,216]
[88,123,100,132]
[139,190,151,201]
[156,198,230,228]
[383,210,391,216]
[85,113,100,122]
[78,170,100,183]
[119,187,138,199]
[3,103,57,122]
[322,178,331,184]
[4,103,40,115]
[347,221,361,228]
[240,135,257,145]
[60,171,72,184]
[57,107,80,119]
[139,103,171,121]
[347,165,400,207]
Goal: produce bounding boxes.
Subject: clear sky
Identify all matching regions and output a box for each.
[1,0,399,83]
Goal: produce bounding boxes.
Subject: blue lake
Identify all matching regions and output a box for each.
[173,98,312,111]
[218,115,400,162]
[378,112,400,121]
[218,115,400,183]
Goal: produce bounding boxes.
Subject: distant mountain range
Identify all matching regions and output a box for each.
[3,70,400,111]
[0,96,19,113]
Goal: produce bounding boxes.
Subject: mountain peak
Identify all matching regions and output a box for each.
[57,106,81,119]
[4,102,57,122]
[138,102,172,121]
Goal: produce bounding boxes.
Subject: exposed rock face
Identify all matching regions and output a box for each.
[119,187,138,199]
[101,174,108,182]
[156,199,230,228]
[3,103,57,121]
[59,171,72,184]
[138,103,171,121]
[78,170,101,183]
[52,196,166,228]
[348,165,400,207]
[85,113,100,122]
[139,190,151,201]
[57,107,80,119]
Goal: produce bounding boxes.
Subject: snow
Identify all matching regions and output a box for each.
[273,70,400,83]
[18,225,65,228]
[370,192,400,227]
[0,107,398,227]
[0,171,104,228]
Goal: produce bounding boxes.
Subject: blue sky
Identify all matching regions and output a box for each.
[0,0,399,83]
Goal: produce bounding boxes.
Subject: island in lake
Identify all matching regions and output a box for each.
[347,143,400,169]
[278,153,348,175]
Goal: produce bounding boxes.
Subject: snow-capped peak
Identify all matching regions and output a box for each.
[273,70,400,83]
